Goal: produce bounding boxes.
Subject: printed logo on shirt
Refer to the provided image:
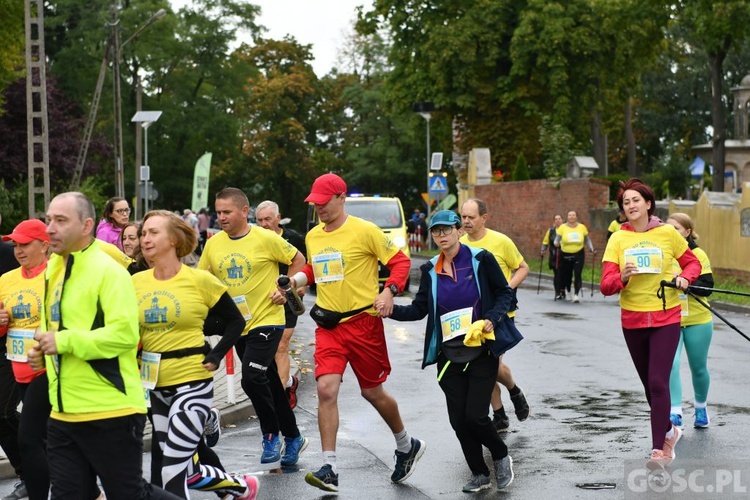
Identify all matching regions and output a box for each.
[139,291,181,333]
[8,289,41,327]
[11,294,32,319]
[217,253,252,287]
[50,289,61,322]
[144,297,168,324]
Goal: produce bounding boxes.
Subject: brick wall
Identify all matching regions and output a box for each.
[474,178,611,261]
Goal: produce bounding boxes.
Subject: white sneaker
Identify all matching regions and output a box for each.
[572,294,580,303]
[566,293,572,301]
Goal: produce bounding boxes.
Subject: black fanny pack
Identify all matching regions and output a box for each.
[310,304,371,330]
[149,342,211,360]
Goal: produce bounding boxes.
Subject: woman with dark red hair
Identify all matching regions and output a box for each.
[600,179,701,467]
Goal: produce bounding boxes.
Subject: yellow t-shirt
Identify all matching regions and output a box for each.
[94,239,133,268]
[197,227,297,333]
[542,228,553,246]
[133,265,226,388]
[678,247,712,327]
[603,224,689,312]
[556,223,589,253]
[607,219,622,234]
[460,229,524,318]
[306,215,399,315]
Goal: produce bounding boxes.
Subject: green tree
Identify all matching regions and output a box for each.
[0,0,24,113]
[512,153,530,181]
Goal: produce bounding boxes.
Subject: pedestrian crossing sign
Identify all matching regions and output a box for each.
[429,176,448,193]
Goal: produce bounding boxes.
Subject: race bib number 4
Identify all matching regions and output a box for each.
[624,247,663,274]
[6,329,36,362]
[440,307,473,343]
[312,252,344,283]
[140,352,161,390]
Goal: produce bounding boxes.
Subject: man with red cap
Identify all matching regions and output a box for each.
[286,173,425,492]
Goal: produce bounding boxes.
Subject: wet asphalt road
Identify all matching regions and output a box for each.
[3,271,749,499]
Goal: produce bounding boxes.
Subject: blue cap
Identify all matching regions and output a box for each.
[429,210,461,229]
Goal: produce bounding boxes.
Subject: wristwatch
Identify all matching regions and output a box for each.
[388,283,399,296]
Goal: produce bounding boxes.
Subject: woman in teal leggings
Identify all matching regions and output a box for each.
[667,213,713,429]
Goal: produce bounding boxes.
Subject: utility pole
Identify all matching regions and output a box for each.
[24,0,50,218]
[111,0,125,198]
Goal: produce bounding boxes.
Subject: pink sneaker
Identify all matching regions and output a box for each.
[662,425,682,460]
[237,474,260,500]
[647,449,670,470]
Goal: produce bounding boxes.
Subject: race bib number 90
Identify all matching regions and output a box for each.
[624,247,663,274]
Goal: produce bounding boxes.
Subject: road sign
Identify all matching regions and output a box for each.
[429,175,448,193]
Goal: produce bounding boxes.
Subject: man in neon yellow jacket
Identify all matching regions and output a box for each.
[29,192,177,500]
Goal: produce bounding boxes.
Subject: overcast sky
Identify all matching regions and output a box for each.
[172,0,363,76]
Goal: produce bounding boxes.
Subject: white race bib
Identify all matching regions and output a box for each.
[439,307,473,343]
[566,232,582,243]
[232,295,253,321]
[679,293,689,317]
[140,351,161,390]
[312,252,345,283]
[5,329,36,362]
[624,247,663,274]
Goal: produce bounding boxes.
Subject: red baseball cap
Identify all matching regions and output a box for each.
[2,219,50,244]
[304,173,347,205]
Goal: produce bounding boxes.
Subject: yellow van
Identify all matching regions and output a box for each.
[307,194,411,285]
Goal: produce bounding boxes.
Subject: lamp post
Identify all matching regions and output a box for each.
[131,111,162,214]
[111,4,167,200]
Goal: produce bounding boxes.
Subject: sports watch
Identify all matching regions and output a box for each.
[388,283,399,296]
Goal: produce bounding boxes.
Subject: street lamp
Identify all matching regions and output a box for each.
[414,102,435,249]
[131,110,162,214]
[111,4,167,199]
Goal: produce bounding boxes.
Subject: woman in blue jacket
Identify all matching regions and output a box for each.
[378,210,522,493]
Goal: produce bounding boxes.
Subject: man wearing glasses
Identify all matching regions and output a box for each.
[286,173,424,493]
[460,198,530,433]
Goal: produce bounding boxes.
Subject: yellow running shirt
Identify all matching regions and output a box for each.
[133,265,226,388]
[198,227,298,333]
[556,223,589,253]
[460,229,524,318]
[677,247,712,327]
[603,224,689,312]
[306,215,399,315]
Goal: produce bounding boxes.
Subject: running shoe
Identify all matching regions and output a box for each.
[494,455,514,490]
[669,413,683,429]
[2,481,27,500]
[647,449,670,470]
[510,387,530,421]
[694,407,710,428]
[286,375,299,409]
[492,408,510,432]
[260,433,284,464]
[572,293,580,303]
[237,474,260,500]
[204,407,221,447]
[662,425,681,461]
[305,464,339,492]
[391,437,426,483]
[462,474,491,492]
[281,435,309,466]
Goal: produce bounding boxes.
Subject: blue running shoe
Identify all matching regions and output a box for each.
[391,437,426,483]
[305,464,338,492]
[694,407,710,428]
[260,433,283,464]
[669,413,683,429]
[281,435,309,466]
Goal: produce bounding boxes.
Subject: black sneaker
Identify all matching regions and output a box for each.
[510,387,530,421]
[391,438,426,483]
[492,409,510,432]
[462,474,491,492]
[494,455,514,490]
[305,464,338,492]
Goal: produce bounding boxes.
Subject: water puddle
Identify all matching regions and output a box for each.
[541,312,580,320]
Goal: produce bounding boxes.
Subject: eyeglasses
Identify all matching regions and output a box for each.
[115,208,131,215]
[430,226,455,237]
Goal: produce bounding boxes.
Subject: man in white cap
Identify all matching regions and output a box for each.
[286,173,425,492]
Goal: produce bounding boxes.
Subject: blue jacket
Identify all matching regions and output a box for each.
[391,245,519,368]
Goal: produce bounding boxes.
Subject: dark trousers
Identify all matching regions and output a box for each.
[0,351,22,477]
[235,327,300,437]
[560,250,585,295]
[18,376,51,500]
[623,323,681,450]
[437,352,508,476]
[47,414,180,500]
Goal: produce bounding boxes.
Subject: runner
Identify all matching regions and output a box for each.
[666,213,714,429]
[554,210,595,303]
[134,210,258,499]
[285,173,424,492]
[600,179,701,466]
[381,210,517,492]
[541,214,563,300]
[95,197,131,250]
[607,208,627,241]
[198,188,308,468]
[459,199,530,432]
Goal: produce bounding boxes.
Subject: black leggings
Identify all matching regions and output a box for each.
[17,376,52,500]
[560,250,585,295]
[0,352,21,477]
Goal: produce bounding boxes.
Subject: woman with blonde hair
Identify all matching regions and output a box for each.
[666,213,714,429]
[133,210,258,499]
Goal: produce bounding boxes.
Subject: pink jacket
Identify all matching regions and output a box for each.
[95,220,123,249]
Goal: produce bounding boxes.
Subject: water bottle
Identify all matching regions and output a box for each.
[278,275,305,315]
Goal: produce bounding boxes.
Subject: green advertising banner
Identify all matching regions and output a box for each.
[191,152,212,213]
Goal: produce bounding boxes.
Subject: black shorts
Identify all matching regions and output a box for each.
[284,303,298,329]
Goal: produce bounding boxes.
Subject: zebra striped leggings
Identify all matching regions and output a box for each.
[151,380,246,498]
